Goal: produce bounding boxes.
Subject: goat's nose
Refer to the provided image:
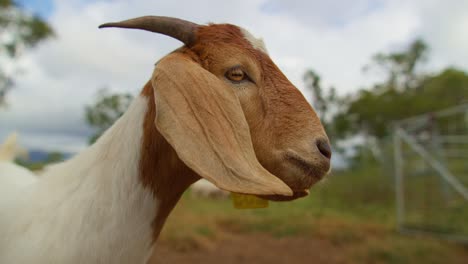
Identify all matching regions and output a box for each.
[316,139,331,159]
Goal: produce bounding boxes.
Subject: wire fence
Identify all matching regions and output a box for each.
[393,104,468,243]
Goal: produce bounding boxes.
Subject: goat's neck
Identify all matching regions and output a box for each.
[139,81,199,240]
[5,82,198,263]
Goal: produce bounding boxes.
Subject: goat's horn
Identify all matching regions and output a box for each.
[99,16,198,46]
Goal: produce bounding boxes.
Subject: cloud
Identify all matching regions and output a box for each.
[261,0,386,27]
[413,0,468,71]
[1,0,467,153]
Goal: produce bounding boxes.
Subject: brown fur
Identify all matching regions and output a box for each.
[193,24,328,190]
[136,23,330,244]
[140,82,199,241]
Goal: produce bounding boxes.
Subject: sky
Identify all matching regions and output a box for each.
[2,0,468,153]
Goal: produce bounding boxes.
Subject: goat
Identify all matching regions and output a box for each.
[0,132,28,162]
[0,133,37,201]
[0,16,331,263]
[191,179,229,199]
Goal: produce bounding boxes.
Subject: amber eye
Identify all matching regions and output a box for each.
[225,67,247,83]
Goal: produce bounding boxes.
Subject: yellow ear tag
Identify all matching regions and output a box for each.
[231,193,269,209]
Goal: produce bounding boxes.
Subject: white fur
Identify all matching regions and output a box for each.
[0,96,158,264]
[240,28,268,54]
[0,132,29,161]
[0,162,38,202]
[0,133,38,203]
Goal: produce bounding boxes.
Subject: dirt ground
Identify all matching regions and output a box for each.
[150,232,468,264]
[151,234,348,264]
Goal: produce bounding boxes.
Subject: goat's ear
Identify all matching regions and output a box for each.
[151,53,292,196]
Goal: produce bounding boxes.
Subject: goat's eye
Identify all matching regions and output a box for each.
[225,67,248,83]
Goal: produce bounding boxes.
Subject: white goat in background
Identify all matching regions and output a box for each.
[191,179,229,199]
[0,133,28,162]
[0,133,37,201]
[0,16,331,264]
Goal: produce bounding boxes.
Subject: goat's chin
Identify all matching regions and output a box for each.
[257,189,309,202]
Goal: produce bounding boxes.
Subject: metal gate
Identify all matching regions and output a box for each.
[393,104,468,243]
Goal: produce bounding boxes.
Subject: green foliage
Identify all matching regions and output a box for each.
[44,151,65,163]
[363,38,428,91]
[85,88,133,144]
[304,70,327,119]
[0,0,54,106]
[415,68,468,110]
[346,88,407,138]
[16,151,66,171]
[342,68,468,139]
[318,39,468,141]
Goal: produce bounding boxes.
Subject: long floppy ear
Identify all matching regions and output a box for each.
[152,53,292,196]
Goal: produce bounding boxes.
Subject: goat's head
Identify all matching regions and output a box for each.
[100,16,331,201]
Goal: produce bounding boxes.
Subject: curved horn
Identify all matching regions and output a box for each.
[99,16,198,46]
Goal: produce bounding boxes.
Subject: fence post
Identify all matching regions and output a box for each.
[394,128,405,229]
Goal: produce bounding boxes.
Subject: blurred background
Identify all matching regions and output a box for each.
[1,0,467,263]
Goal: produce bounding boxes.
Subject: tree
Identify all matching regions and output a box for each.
[325,38,468,142]
[326,39,432,140]
[303,39,468,166]
[304,70,326,119]
[304,70,338,135]
[363,38,428,91]
[0,0,53,106]
[302,70,349,140]
[45,151,65,163]
[85,88,133,144]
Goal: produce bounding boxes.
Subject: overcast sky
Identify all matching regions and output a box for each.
[1,0,468,153]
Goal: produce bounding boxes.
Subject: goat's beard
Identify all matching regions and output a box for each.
[257,189,309,202]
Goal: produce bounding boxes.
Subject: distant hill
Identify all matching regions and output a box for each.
[27,150,74,163]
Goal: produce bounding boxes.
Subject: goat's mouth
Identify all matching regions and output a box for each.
[257,152,328,202]
[284,152,327,181]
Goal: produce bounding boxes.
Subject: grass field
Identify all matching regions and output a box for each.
[154,164,468,264]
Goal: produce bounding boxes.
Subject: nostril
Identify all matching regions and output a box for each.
[316,139,332,159]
